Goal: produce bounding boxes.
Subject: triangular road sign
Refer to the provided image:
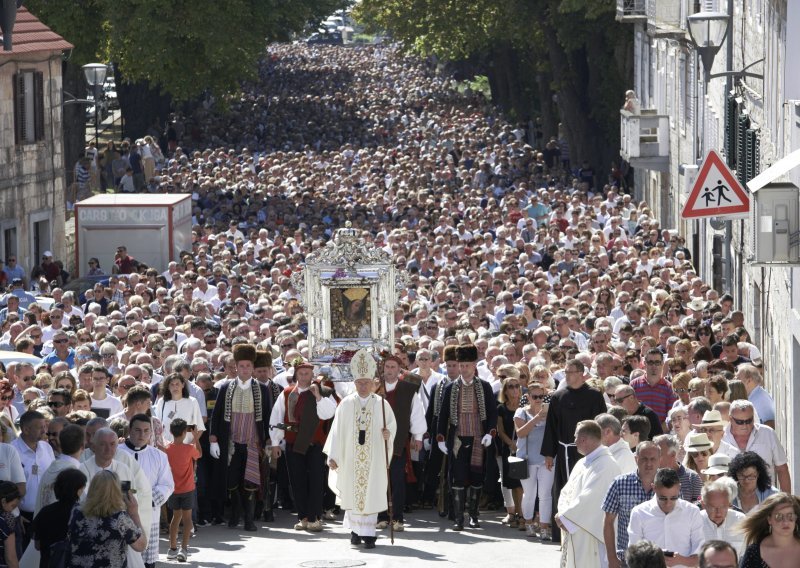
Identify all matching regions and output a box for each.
[682,150,750,219]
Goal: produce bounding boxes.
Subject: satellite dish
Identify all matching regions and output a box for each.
[709,218,725,231]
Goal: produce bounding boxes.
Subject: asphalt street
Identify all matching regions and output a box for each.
[156,508,563,568]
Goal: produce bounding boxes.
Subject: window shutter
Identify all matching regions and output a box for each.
[736,114,750,187]
[13,73,24,145]
[744,129,760,184]
[33,71,45,141]
[724,95,737,168]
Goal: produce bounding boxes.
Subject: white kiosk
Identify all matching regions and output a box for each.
[74,194,193,276]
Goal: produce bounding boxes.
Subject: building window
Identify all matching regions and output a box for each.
[13,70,45,145]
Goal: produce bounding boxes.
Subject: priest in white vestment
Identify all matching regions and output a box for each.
[556,420,622,568]
[324,350,397,549]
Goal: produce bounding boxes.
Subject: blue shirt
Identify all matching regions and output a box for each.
[749,385,776,424]
[42,348,76,369]
[602,471,655,560]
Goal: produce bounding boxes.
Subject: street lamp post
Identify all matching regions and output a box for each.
[687,8,763,297]
[82,63,107,146]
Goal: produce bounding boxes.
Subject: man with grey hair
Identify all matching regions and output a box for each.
[653,434,702,502]
[721,399,790,491]
[597,413,636,474]
[699,478,745,556]
[735,363,775,428]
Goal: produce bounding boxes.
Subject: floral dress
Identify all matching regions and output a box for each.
[67,508,141,568]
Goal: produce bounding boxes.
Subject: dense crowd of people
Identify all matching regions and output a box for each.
[0,42,796,567]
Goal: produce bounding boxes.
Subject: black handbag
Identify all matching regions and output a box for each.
[507,456,529,480]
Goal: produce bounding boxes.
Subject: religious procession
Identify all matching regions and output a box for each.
[0,23,795,568]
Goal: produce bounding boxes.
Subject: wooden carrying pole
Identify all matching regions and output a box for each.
[380,371,394,545]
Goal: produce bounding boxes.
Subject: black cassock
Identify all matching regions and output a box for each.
[540,383,606,541]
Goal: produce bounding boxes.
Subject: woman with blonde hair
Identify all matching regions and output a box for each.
[529,364,555,391]
[67,470,146,566]
[739,492,800,566]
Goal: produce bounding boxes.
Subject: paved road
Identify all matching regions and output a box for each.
[156,508,563,568]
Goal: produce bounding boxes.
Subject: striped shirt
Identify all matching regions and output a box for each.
[629,376,676,423]
[602,471,655,561]
[677,464,702,502]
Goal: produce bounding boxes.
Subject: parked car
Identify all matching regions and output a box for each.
[306,31,343,45]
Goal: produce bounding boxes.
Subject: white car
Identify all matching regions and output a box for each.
[0,351,42,369]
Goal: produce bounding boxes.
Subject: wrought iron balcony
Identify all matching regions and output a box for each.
[616,0,648,22]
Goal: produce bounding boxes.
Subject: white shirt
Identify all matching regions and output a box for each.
[628,497,705,565]
[90,393,124,416]
[154,396,206,443]
[417,372,444,415]
[700,508,746,557]
[11,438,55,513]
[0,443,25,485]
[721,423,787,483]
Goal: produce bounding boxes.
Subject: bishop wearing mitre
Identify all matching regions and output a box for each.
[324,349,397,549]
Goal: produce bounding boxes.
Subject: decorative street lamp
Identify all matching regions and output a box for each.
[82,63,107,145]
[687,11,729,82]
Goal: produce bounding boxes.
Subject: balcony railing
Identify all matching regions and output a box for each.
[616,0,648,22]
[621,109,670,171]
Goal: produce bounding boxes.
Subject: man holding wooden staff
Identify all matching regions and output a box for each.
[324,349,397,549]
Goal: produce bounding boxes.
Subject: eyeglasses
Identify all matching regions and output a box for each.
[280,343,296,349]
[506,384,521,390]
[737,474,758,482]
[773,512,798,523]
[613,394,632,403]
[53,338,68,344]
[30,334,42,339]
[530,394,545,400]
[205,338,217,343]
[132,339,144,345]
[731,417,754,426]
[117,383,135,391]
[47,401,65,408]
[657,495,680,502]
[0,395,13,402]
[674,388,688,394]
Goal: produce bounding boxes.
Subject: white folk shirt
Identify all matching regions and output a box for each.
[384,380,427,441]
[700,508,746,558]
[269,385,337,447]
[721,423,787,484]
[628,497,705,566]
[11,438,55,513]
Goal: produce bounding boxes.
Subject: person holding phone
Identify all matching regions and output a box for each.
[165,419,201,562]
[66,470,146,567]
[513,381,553,539]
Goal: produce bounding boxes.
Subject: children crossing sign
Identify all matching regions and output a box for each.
[682,150,751,219]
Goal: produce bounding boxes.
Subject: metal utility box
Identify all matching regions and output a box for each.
[751,183,800,263]
[74,194,193,276]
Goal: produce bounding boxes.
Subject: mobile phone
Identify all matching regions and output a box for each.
[188,424,196,431]
[663,550,675,558]
[121,480,131,493]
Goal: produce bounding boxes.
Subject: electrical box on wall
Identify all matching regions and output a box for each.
[751,183,800,264]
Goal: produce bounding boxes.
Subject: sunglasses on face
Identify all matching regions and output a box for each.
[613,394,633,403]
[1,395,13,402]
[731,417,754,425]
[48,401,65,408]
[530,394,545,400]
[53,338,68,344]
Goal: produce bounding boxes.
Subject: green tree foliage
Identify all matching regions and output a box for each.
[26,0,347,101]
[357,0,632,173]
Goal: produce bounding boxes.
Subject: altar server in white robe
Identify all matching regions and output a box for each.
[119,414,175,568]
[324,350,397,549]
[556,420,622,568]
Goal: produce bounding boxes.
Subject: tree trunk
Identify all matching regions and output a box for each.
[61,60,87,182]
[115,68,172,142]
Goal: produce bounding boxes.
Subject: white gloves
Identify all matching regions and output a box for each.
[423,439,432,452]
[438,441,448,455]
[210,442,220,459]
[481,434,493,447]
